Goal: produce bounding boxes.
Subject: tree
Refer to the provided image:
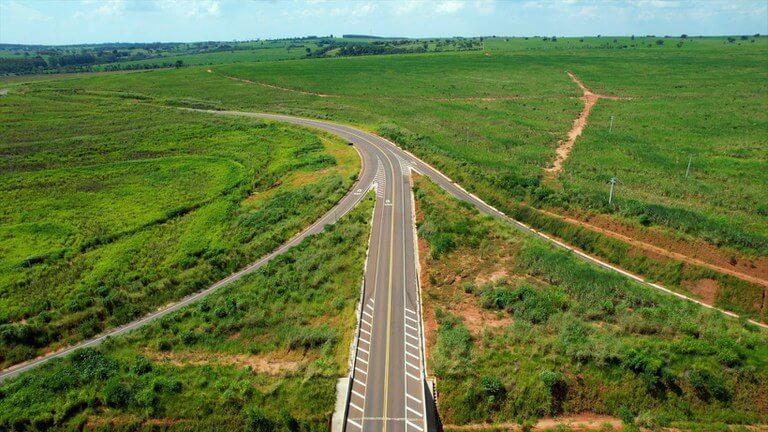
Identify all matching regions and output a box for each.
[174,59,184,68]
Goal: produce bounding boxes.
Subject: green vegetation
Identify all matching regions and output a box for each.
[414,175,768,429]
[0,36,481,76]
[0,88,359,367]
[0,40,314,75]
[19,36,765,261]
[0,193,373,431]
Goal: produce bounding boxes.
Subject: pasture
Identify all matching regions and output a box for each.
[0,88,359,367]
[21,36,766,259]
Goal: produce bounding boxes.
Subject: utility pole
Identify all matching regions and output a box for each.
[685,154,692,178]
[608,177,617,205]
[609,115,614,133]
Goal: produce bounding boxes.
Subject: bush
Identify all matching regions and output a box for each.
[539,370,562,390]
[689,366,730,402]
[102,377,131,407]
[245,407,274,432]
[481,375,505,398]
[131,355,152,375]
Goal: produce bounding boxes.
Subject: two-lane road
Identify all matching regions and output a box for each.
[242,114,430,432]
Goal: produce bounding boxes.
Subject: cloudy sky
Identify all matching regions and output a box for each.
[1,0,766,45]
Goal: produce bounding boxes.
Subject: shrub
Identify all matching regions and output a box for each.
[689,367,730,402]
[481,375,506,399]
[245,407,274,432]
[102,377,131,408]
[539,370,562,391]
[131,355,152,375]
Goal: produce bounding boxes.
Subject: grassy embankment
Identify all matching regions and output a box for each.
[26,36,766,319]
[0,87,359,367]
[413,175,768,430]
[0,193,374,431]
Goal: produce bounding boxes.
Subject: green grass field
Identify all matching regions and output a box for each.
[16,36,765,260]
[0,194,373,431]
[0,88,359,367]
[414,175,768,429]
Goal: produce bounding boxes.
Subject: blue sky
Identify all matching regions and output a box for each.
[1,0,766,45]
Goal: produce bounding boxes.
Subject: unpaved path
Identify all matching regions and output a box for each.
[443,414,623,431]
[545,71,624,176]
[537,207,768,289]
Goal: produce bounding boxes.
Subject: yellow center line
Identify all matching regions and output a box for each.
[379,144,398,432]
[284,121,401,430]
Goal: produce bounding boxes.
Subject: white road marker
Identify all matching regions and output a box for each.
[406,420,424,431]
[406,406,422,416]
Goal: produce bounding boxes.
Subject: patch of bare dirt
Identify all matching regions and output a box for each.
[455,296,513,336]
[145,350,302,375]
[475,268,509,286]
[444,413,623,431]
[545,71,627,176]
[684,278,719,306]
[87,415,185,429]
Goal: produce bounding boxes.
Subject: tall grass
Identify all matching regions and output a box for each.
[414,175,768,427]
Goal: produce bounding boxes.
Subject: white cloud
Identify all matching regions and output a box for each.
[154,0,221,18]
[395,0,424,15]
[188,0,221,17]
[435,0,466,14]
[73,0,126,19]
[474,0,495,14]
[2,0,53,21]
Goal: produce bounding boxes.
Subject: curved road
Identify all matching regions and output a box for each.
[2,110,764,431]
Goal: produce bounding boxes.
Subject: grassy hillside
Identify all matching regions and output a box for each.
[19,36,766,261]
[0,88,359,367]
[413,175,768,430]
[0,194,373,431]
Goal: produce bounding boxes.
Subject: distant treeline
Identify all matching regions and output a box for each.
[342,34,393,39]
[0,55,185,75]
[308,38,481,58]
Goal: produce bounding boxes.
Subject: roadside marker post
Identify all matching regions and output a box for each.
[608,177,617,205]
[685,154,692,178]
[609,115,614,133]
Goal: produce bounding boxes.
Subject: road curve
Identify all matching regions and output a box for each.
[0,114,381,382]
[2,106,764,417]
